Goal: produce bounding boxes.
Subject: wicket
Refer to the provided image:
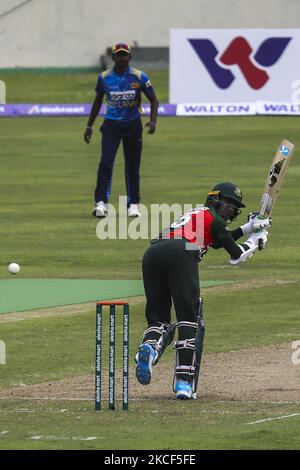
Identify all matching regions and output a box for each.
[95,301,129,411]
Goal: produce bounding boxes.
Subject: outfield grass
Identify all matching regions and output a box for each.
[0,284,299,450]
[0,71,299,450]
[0,115,299,281]
[0,400,300,450]
[0,285,300,389]
[0,69,169,103]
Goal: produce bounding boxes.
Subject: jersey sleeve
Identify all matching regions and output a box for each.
[95,74,105,95]
[211,216,242,258]
[140,71,154,99]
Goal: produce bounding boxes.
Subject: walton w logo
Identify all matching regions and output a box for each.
[189,37,291,90]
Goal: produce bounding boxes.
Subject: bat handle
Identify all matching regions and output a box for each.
[257,210,269,251]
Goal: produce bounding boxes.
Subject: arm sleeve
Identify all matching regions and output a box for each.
[140,71,154,100]
[211,217,243,259]
[95,75,105,95]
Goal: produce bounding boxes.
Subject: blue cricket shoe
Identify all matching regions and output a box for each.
[175,380,193,400]
[136,343,156,385]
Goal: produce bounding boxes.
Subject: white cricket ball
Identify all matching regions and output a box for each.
[8,263,20,275]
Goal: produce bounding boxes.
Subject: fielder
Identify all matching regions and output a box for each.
[84,43,159,218]
[135,182,271,399]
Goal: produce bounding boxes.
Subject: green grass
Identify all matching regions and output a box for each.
[1,284,299,389]
[0,71,299,450]
[0,400,300,450]
[0,69,169,103]
[0,115,299,280]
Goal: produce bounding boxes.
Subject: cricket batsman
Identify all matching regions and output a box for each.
[135,182,271,399]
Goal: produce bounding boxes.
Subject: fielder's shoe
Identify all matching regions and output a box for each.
[175,380,193,400]
[128,204,140,217]
[136,343,156,385]
[92,201,108,218]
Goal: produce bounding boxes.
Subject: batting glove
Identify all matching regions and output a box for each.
[247,229,268,248]
[241,212,272,235]
[229,229,268,265]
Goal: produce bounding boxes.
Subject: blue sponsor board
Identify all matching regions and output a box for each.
[1,102,300,117]
[0,103,177,117]
[0,104,14,116]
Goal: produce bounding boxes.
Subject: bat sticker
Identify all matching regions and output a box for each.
[280,145,290,156]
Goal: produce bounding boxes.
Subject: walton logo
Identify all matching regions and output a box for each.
[189,36,291,90]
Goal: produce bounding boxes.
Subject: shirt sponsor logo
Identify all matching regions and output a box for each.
[109,91,136,101]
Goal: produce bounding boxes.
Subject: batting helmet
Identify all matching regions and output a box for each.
[205,182,245,221]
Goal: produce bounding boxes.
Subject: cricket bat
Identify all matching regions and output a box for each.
[258,138,295,250]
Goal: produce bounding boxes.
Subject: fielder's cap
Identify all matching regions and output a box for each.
[112,43,131,54]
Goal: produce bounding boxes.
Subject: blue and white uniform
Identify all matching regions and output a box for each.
[96,67,154,121]
[94,67,155,205]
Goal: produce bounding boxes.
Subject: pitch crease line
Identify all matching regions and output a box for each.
[245,413,300,425]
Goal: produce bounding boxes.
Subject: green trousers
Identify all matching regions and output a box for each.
[142,238,200,325]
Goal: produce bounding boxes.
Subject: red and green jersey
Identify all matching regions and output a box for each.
[161,206,243,259]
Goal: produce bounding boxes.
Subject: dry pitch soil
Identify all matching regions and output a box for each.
[0,343,299,404]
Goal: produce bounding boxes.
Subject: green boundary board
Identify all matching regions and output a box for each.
[0,279,235,314]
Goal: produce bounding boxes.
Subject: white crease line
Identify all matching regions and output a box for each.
[0,409,73,413]
[30,435,100,441]
[0,397,94,401]
[245,413,300,425]
[1,397,300,404]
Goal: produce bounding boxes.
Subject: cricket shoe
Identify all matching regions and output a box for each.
[92,201,108,218]
[135,343,156,385]
[175,380,193,400]
[128,204,140,217]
